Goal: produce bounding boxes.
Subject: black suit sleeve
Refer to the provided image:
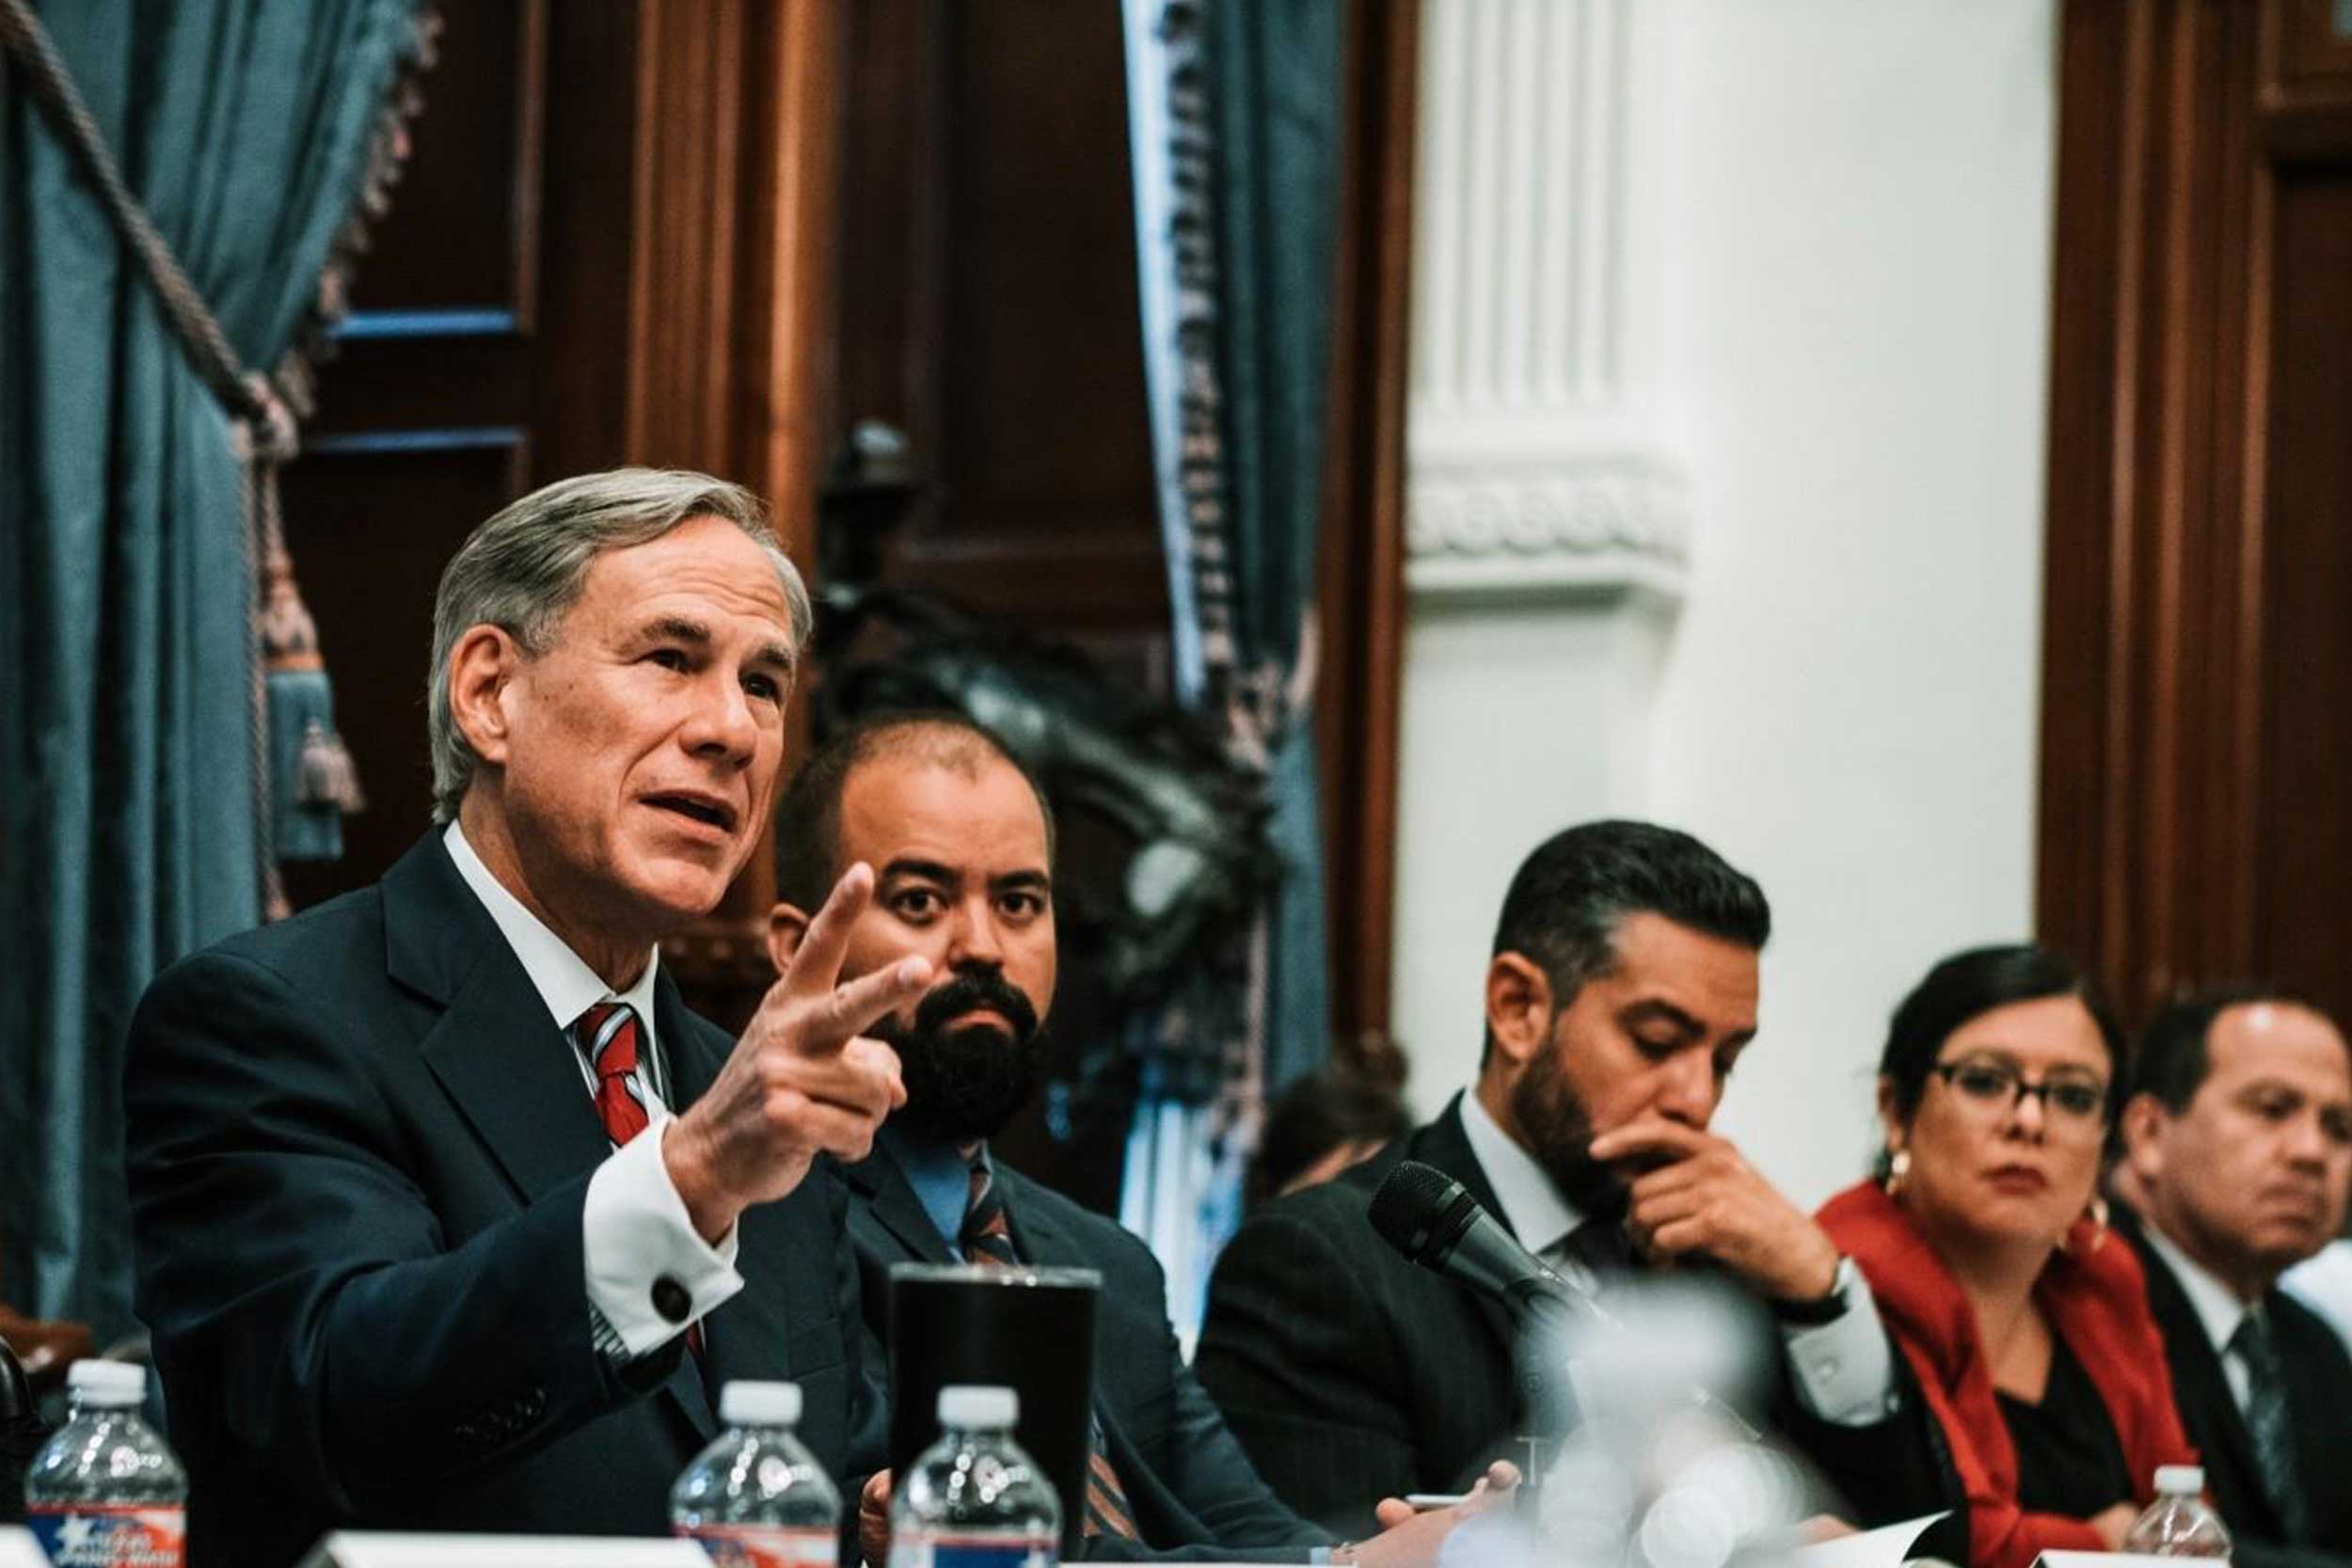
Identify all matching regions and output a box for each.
[1193,1203,1423,1541]
[125,951,667,1513]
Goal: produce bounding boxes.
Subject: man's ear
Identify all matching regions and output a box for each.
[2119,1091,2169,1185]
[767,902,813,976]
[446,624,525,769]
[1484,952,1556,1069]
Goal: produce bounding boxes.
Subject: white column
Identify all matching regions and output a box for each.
[1391,0,1687,1112]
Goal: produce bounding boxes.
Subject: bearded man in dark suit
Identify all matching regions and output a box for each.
[1193,820,1954,1541]
[765,712,1508,1566]
[126,470,930,1568]
[2113,987,2352,1568]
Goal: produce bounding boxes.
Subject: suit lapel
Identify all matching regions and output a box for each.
[389,835,721,1444]
[1414,1099,1524,1354]
[846,1143,962,1266]
[2131,1220,2269,1526]
[389,839,613,1205]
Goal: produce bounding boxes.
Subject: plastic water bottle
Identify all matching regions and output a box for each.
[23,1360,186,1568]
[2122,1465,2233,1557]
[888,1386,1060,1568]
[671,1380,842,1568]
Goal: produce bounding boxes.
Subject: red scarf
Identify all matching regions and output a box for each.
[1818,1180,2196,1568]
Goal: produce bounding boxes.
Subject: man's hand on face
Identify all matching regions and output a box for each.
[1589,1118,1841,1305]
[665,863,928,1242]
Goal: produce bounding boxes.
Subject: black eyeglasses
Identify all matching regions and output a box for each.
[1931,1056,2109,1131]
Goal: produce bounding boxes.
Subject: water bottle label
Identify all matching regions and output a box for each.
[676,1525,838,1568]
[887,1533,1057,1568]
[25,1506,185,1568]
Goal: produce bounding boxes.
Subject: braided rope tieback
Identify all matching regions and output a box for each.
[2,0,373,918]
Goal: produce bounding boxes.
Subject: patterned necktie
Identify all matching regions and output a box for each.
[956,1145,1139,1543]
[1564,1217,1633,1279]
[577,1002,650,1148]
[577,1003,699,1354]
[2231,1311,2309,1543]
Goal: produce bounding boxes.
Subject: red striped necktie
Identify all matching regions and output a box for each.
[578,1003,651,1147]
[577,1002,700,1355]
[955,1144,1140,1544]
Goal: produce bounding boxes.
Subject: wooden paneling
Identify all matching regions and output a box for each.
[281,2,843,1020]
[832,0,1169,678]
[1316,0,1419,1053]
[2040,0,2352,1023]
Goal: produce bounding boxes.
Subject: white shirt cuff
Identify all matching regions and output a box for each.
[1780,1269,1898,1425]
[582,1115,744,1357]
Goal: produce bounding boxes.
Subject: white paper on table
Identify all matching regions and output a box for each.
[2041,1555,2221,1568]
[1785,1512,1952,1568]
[297,1533,708,1568]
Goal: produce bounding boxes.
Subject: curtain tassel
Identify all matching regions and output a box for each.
[260,514,364,863]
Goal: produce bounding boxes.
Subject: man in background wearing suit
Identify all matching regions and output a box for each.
[2113,988,2352,1566]
[766,712,1506,1566]
[1193,820,1951,1540]
[126,470,930,1568]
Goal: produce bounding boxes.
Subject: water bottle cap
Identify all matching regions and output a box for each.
[2155,1465,2206,1495]
[66,1359,147,1406]
[719,1380,802,1427]
[938,1385,1018,1428]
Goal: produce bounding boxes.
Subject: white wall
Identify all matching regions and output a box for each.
[1391,0,2058,1212]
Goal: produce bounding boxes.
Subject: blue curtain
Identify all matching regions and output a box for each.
[1,0,422,1340]
[1119,0,1343,1340]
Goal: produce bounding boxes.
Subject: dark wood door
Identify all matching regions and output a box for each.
[2039,0,2352,1022]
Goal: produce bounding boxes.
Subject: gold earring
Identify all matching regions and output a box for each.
[1884,1148,1911,1198]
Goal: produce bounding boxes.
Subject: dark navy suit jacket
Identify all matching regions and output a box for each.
[1193,1096,1959,1541]
[125,834,876,1568]
[842,1139,1330,1561]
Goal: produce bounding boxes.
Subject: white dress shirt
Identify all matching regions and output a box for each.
[2138,1219,2262,1413]
[1457,1089,1896,1424]
[443,822,744,1356]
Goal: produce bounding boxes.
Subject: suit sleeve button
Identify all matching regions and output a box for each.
[652,1275,691,1323]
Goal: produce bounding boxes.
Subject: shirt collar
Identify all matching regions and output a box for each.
[882,1122,988,1253]
[441,821,663,1050]
[1459,1085,1584,1256]
[2140,1216,2257,1354]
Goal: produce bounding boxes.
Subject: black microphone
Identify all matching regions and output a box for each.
[1368,1160,1598,1328]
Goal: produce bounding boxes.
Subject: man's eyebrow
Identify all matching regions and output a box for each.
[993,868,1052,893]
[879,857,960,885]
[641,614,711,645]
[1621,998,1705,1037]
[634,616,796,674]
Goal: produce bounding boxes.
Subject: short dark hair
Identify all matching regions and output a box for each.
[1483,820,1772,1065]
[772,711,1057,911]
[1878,943,2127,1129]
[1246,1061,1414,1210]
[2135,983,2326,1113]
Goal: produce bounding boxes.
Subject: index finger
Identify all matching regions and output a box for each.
[781,861,875,1000]
[1586,1117,1712,1163]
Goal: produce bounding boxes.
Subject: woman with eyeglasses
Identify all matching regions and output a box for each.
[1816,944,2197,1568]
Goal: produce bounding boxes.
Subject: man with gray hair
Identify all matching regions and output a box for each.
[126,469,929,1568]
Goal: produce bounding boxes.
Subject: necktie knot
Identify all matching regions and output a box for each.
[575,1003,649,1148]
[960,1147,1019,1268]
[578,1002,641,1081]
